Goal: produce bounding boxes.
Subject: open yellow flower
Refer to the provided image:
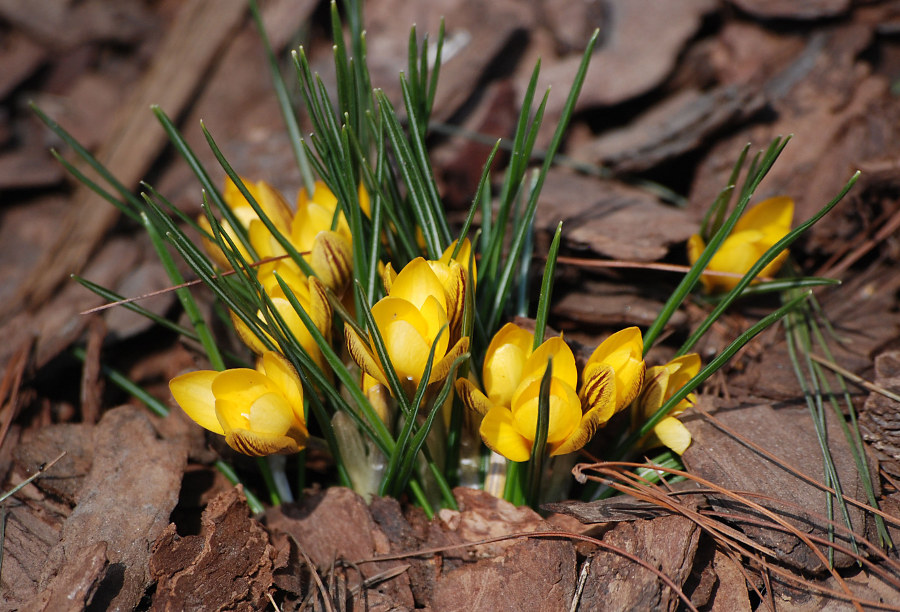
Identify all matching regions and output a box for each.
[346,258,468,398]
[688,196,794,293]
[169,351,308,456]
[456,323,616,461]
[636,353,701,455]
[580,327,645,421]
[199,177,293,270]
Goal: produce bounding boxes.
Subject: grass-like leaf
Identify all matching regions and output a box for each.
[526,360,554,508]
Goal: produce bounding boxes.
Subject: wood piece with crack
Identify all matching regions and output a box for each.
[5,0,248,320]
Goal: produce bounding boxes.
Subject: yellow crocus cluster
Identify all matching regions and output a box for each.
[456,325,646,461]
[688,196,794,293]
[199,178,364,372]
[346,241,472,399]
[201,177,354,297]
[170,351,308,456]
[171,179,364,457]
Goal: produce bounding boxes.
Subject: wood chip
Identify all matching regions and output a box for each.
[150,486,275,612]
[860,351,900,477]
[683,398,877,572]
[571,85,766,174]
[728,0,851,20]
[536,169,697,262]
[0,30,47,99]
[39,405,189,610]
[364,0,531,122]
[265,486,416,609]
[578,514,700,611]
[528,0,716,142]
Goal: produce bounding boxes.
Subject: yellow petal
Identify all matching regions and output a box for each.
[364,375,392,424]
[638,365,670,419]
[578,362,616,423]
[519,336,577,391]
[248,218,287,262]
[307,276,333,336]
[511,378,581,445]
[381,261,397,295]
[358,183,372,218]
[293,181,345,249]
[230,309,269,355]
[585,327,644,411]
[379,317,433,384]
[695,196,794,293]
[480,406,531,462]
[484,323,534,406]
[211,368,276,408]
[224,176,292,233]
[169,370,224,435]
[654,417,692,455]
[440,238,477,287]
[198,216,242,270]
[345,323,389,387]
[258,351,304,423]
[427,260,466,336]
[429,336,469,384]
[734,196,793,236]
[225,428,303,456]
[455,377,494,416]
[309,231,353,295]
[388,258,448,313]
[247,391,295,435]
[269,297,328,372]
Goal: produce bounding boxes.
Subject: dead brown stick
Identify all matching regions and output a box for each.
[818,203,900,278]
[586,464,900,610]
[79,253,296,316]
[693,404,900,528]
[809,353,900,403]
[553,255,775,283]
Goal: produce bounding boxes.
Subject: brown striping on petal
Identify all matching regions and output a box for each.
[617,366,645,413]
[229,432,265,457]
[429,337,470,384]
[580,363,614,411]
[345,324,389,387]
[446,264,466,337]
[314,232,353,295]
[455,377,493,416]
[308,276,334,332]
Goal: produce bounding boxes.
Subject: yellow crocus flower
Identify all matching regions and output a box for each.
[456,324,616,461]
[199,176,294,270]
[636,353,701,455]
[231,275,332,373]
[346,258,469,398]
[688,196,794,293]
[383,241,471,343]
[580,327,645,421]
[169,351,308,456]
